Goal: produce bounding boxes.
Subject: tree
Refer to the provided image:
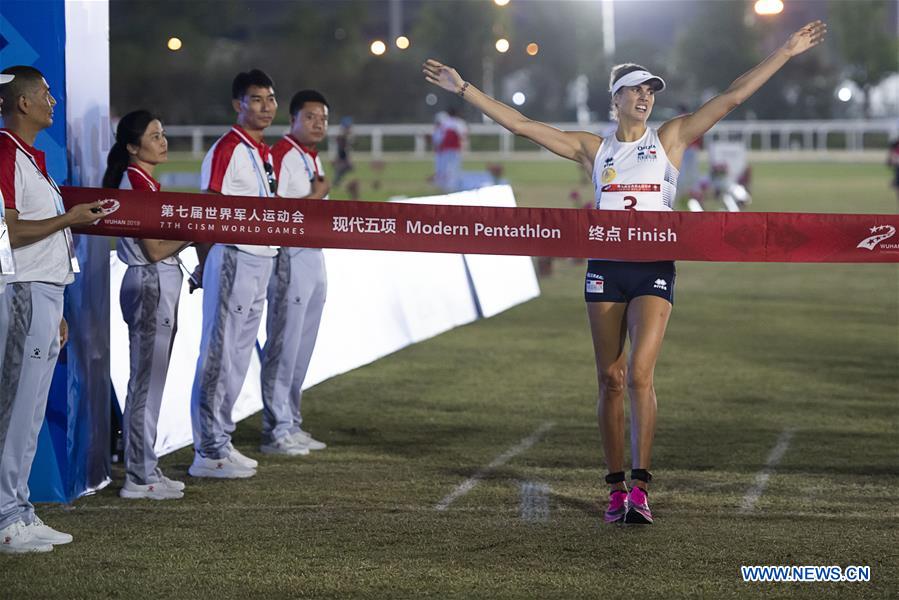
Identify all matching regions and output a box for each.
[829,0,898,117]
[672,1,762,118]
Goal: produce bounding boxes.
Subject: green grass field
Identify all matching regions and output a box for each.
[3,159,897,598]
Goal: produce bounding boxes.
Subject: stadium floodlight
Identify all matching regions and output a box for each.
[837,87,852,102]
[370,40,387,56]
[754,0,784,15]
[495,38,510,53]
[396,36,410,50]
[167,37,182,51]
[526,42,539,56]
[494,0,510,6]
[512,92,526,106]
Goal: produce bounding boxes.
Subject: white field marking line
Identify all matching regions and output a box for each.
[435,421,554,512]
[739,428,796,514]
[519,480,550,523]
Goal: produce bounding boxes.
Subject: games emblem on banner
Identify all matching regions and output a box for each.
[856,225,896,251]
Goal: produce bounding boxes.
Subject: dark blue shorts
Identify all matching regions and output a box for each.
[584,260,676,304]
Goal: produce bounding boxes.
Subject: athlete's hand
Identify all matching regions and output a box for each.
[59,317,68,348]
[423,59,465,94]
[782,21,826,57]
[310,176,330,199]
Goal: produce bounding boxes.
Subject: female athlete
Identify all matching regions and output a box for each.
[424,21,825,524]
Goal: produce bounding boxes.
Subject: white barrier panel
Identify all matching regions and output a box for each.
[288,249,478,389]
[110,186,538,456]
[395,186,541,318]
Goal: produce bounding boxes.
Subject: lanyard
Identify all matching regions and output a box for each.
[244,144,271,198]
[283,135,320,178]
[0,131,79,273]
[232,127,275,197]
[300,152,318,180]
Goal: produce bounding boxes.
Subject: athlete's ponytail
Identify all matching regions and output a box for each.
[102,109,156,188]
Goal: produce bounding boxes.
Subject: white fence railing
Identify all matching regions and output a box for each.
[165,119,898,159]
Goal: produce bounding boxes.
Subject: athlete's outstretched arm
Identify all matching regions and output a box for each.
[660,21,826,155]
[423,59,600,167]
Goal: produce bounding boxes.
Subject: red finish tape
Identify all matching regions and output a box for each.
[62,186,899,263]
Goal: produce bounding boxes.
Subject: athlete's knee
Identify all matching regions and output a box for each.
[599,366,627,394]
[627,365,655,392]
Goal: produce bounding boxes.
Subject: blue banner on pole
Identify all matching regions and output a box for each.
[0,1,68,183]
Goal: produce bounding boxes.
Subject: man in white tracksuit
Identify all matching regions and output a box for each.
[261,89,330,455]
[188,69,278,479]
[0,67,115,553]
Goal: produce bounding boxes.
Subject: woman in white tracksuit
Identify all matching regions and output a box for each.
[102,110,189,500]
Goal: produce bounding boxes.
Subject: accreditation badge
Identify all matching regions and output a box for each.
[0,214,16,276]
[48,186,80,274]
[601,167,616,184]
[64,228,81,273]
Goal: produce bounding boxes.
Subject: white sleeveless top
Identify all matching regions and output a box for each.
[592,127,678,212]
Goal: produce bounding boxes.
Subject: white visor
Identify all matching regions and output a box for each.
[0,74,13,84]
[610,70,665,96]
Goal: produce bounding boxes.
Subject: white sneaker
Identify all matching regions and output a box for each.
[120,478,184,500]
[159,474,185,492]
[225,443,259,469]
[260,436,310,456]
[292,429,326,451]
[0,521,53,554]
[28,516,73,545]
[188,454,256,479]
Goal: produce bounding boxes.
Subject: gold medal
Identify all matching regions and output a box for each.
[601,167,616,184]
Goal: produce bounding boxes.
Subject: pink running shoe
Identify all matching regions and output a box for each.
[604,490,628,523]
[624,486,653,524]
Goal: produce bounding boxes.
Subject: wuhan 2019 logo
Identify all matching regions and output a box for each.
[857,225,896,251]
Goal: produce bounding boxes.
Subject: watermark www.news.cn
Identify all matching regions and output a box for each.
[741,565,871,583]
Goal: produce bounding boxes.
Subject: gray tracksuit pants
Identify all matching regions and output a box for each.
[120,263,182,485]
[0,282,64,530]
[260,248,327,443]
[190,245,273,459]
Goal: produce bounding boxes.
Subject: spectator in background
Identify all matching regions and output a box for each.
[261,89,331,456]
[332,116,353,186]
[431,111,448,189]
[438,107,467,192]
[674,103,703,208]
[103,110,189,501]
[188,69,278,480]
[888,138,899,209]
